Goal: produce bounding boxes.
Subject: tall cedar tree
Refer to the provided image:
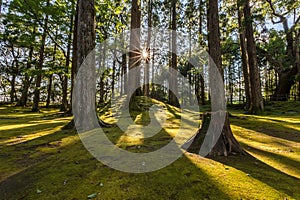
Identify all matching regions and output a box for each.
[184,0,244,157]
[244,0,264,114]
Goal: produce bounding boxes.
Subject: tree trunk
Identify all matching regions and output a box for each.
[244,0,263,114]
[10,45,19,104]
[184,112,245,157]
[61,74,68,111]
[17,77,31,107]
[61,5,74,112]
[150,29,156,96]
[69,0,79,113]
[112,49,116,99]
[45,75,53,107]
[75,0,95,75]
[271,67,297,101]
[46,34,58,108]
[228,60,234,105]
[10,74,16,104]
[200,74,205,105]
[207,0,224,109]
[169,0,179,107]
[237,3,251,109]
[121,48,127,95]
[183,0,244,157]
[0,0,2,17]
[32,0,50,112]
[295,31,300,101]
[71,0,97,130]
[263,1,299,101]
[98,42,106,105]
[144,0,152,97]
[198,0,205,105]
[188,28,192,106]
[128,0,141,110]
[17,45,34,107]
[296,31,300,73]
[195,74,201,105]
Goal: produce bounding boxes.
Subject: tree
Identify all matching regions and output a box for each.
[143,0,152,97]
[74,0,95,79]
[198,0,206,105]
[128,0,141,109]
[169,0,179,107]
[32,0,50,112]
[70,0,98,130]
[244,0,264,114]
[258,0,300,101]
[16,44,34,107]
[61,1,75,112]
[183,0,244,157]
[0,0,2,17]
[237,1,251,109]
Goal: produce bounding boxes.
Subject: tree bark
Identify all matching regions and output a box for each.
[263,0,299,101]
[169,0,179,107]
[112,49,116,99]
[10,74,16,104]
[183,0,244,157]
[208,0,222,78]
[70,0,99,130]
[185,112,245,157]
[244,0,264,114]
[61,5,74,112]
[17,45,34,107]
[197,0,205,105]
[32,0,50,112]
[10,45,19,104]
[295,31,300,100]
[121,45,127,95]
[98,42,106,105]
[0,0,2,17]
[271,67,298,101]
[69,1,79,113]
[144,0,152,97]
[200,74,205,105]
[46,33,58,108]
[45,75,53,107]
[237,2,251,109]
[128,0,141,110]
[75,0,95,75]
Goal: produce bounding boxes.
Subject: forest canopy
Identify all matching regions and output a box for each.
[0,0,299,111]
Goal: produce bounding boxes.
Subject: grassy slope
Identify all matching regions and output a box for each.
[0,101,299,200]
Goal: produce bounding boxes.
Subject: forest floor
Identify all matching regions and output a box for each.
[0,100,299,199]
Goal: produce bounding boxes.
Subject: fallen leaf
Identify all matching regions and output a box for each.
[36,189,42,194]
[87,193,97,199]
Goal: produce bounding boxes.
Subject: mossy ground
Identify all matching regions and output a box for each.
[0,100,299,199]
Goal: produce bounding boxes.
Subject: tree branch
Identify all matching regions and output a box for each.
[256,46,283,73]
[22,0,71,63]
[265,0,289,33]
[290,15,300,33]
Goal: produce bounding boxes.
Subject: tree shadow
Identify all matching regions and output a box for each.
[240,143,300,178]
[230,117,300,143]
[213,148,300,199]
[0,128,231,200]
[0,121,68,140]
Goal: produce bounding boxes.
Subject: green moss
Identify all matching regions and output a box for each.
[0,102,299,199]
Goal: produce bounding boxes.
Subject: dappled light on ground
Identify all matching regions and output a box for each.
[0,102,299,199]
[185,152,291,199]
[232,124,300,179]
